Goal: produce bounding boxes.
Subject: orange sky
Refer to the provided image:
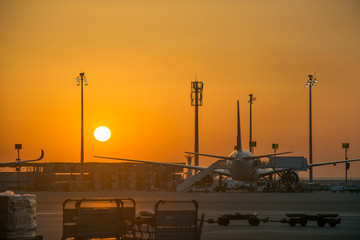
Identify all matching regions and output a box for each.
[1,0,359,179]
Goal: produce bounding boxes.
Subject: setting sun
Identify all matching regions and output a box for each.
[94,126,111,142]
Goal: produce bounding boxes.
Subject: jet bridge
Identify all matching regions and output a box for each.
[267,156,308,171]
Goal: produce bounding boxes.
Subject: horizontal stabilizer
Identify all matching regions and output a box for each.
[244,151,292,160]
[184,152,232,160]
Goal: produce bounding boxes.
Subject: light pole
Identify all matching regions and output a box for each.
[75,72,88,164]
[15,144,22,187]
[305,74,317,182]
[272,143,279,154]
[271,143,279,182]
[248,94,256,153]
[342,143,350,183]
[190,77,203,169]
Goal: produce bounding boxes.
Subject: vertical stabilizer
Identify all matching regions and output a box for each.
[237,100,242,152]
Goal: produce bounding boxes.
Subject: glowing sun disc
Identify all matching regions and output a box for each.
[94,126,111,142]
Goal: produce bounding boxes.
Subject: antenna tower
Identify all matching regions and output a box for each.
[190,77,204,168]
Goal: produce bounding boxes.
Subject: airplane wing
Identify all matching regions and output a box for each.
[93,156,232,177]
[184,152,232,160]
[0,149,44,167]
[94,156,210,171]
[308,158,360,167]
[243,151,293,160]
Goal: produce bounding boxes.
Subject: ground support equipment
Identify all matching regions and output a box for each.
[261,169,299,192]
[135,200,204,240]
[62,198,204,240]
[208,213,268,226]
[154,200,204,240]
[272,213,341,227]
[62,197,136,240]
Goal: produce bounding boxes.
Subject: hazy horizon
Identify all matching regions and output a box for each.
[1,0,359,179]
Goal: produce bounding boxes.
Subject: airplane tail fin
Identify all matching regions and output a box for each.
[237,100,242,152]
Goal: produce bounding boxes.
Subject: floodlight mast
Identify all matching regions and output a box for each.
[248,94,256,153]
[75,72,88,164]
[305,74,317,182]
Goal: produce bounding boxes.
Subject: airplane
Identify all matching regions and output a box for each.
[0,149,45,168]
[94,100,360,191]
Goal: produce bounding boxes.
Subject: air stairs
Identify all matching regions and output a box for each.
[176,160,227,192]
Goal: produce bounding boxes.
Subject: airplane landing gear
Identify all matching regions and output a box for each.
[214,174,227,192]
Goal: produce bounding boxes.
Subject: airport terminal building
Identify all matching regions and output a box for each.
[0,162,183,191]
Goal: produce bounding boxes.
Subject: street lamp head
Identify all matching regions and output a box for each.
[313,78,318,87]
[75,73,89,86]
[305,75,318,88]
[342,143,350,149]
[248,94,256,103]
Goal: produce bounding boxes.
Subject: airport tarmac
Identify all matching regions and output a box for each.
[31,190,360,240]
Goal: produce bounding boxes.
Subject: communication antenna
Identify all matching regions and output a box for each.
[190,76,204,169]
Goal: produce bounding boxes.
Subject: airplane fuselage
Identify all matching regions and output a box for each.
[228,150,262,181]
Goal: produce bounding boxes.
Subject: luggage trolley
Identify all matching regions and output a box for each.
[62,198,81,240]
[214,213,268,226]
[62,197,136,240]
[278,213,341,227]
[153,200,204,240]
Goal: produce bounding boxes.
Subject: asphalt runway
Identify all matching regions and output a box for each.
[31,190,360,240]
